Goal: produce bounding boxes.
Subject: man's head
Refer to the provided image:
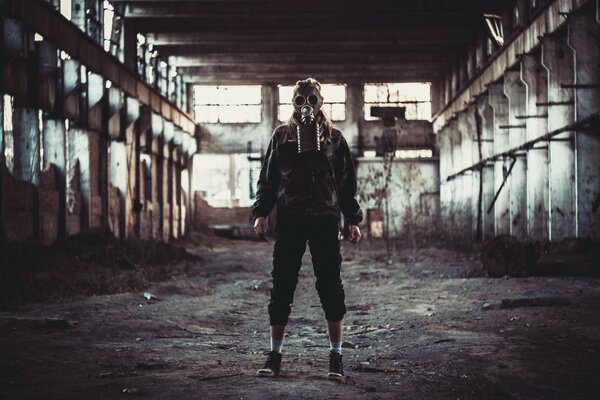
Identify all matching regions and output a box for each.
[292,78,324,119]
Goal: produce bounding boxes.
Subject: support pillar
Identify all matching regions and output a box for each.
[150,113,163,240]
[448,119,461,235]
[163,121,174,242]
[475,94,495,241]
[569,11,600,239]
[489,83,510,235]
[124,97,140,238]
[138,106,152,239]
[503,70,528,239]
[109,141,126,237]
[42,117,66,241]
[12,106,40,186]
[457,110,475,242]
[521,53,550,241]
[437,126,451,234]
[542,35,576,241]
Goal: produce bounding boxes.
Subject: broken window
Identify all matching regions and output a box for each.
[2,95,14,173]
[192,153,260,208]
[194,85,262,124]
[484,14,504,47]
[278,84,346,122]
[363,83,431,121]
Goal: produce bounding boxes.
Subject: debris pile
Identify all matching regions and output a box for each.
[0,228,198,309]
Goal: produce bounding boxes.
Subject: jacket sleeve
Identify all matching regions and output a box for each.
[338,136,363,225]
[251,133,280,220]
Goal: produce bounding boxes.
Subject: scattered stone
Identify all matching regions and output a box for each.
[122,388,139,394]
[482,302,492,310]
[342,340,358,349]
[143,292,158,301]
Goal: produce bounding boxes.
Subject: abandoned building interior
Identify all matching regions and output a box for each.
[1,0,599,399]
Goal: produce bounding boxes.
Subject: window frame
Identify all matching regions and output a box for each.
[277,83,347,122]
[363,82,432,121]
[193,85,263,124]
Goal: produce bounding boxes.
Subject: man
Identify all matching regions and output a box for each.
[252,78,363,381]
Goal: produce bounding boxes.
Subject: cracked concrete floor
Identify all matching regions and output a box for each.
[1,235,599,400]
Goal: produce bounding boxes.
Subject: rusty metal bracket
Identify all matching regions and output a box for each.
[536,100,573,106]
[446,112,599,182]
[515,114,548,119]
[498,124,526,129]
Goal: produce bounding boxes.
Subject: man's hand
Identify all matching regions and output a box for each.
[254,217,268,236]
[348,225,361,244]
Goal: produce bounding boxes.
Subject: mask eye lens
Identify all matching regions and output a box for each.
[294,96,306,106]
[308,95,318,105]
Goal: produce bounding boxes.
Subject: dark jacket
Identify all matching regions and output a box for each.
[251,124,363,225]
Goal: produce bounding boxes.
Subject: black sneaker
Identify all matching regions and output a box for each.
[327,350,344,381]
[256,350,282,377]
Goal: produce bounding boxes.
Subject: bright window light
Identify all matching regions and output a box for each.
[395,149,433,158]
[60,0,71,20]
[278,83,346,122]
[364,82,431,121]
[103,1,115,52]
[194,85,262,123]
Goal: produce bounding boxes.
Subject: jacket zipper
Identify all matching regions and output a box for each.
[310,153,315,213]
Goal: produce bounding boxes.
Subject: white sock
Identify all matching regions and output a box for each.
[271,337,283,354]
[330,341,342,354]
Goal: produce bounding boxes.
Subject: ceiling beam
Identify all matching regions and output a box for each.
[154,43,463,57]
[144,31,474,46]
[124,3,485,19]
[133,17,483,33]
[169,53,455,67]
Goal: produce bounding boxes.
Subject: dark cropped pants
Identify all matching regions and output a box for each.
[268,214,346,325]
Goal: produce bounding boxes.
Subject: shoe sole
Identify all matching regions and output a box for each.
[327,372,344,382]
[256,369,278,377]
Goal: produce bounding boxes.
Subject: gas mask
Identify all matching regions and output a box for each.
[293,79,324,152]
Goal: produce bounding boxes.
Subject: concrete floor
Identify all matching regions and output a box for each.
[1,235,599,399]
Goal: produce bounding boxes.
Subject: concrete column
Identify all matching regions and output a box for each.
[503,70,528,239]
[488,83,510,235]
[163,121,174,242]
[171,148,181,239]
[151,113,164,240]
[437,126,451,233]
[448,119,461,234]
[569,11,600,239]
[521,53,550,241]
[124,97,140,238]
[12,107,40,186]
[542,35,576,241]
[475,94,495,241]
[162,142,171,242]
[68,127,93,230]
[42,117,66,239]
[457,110,475,241]
[138,107,152,239]
[109,141,126,237]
